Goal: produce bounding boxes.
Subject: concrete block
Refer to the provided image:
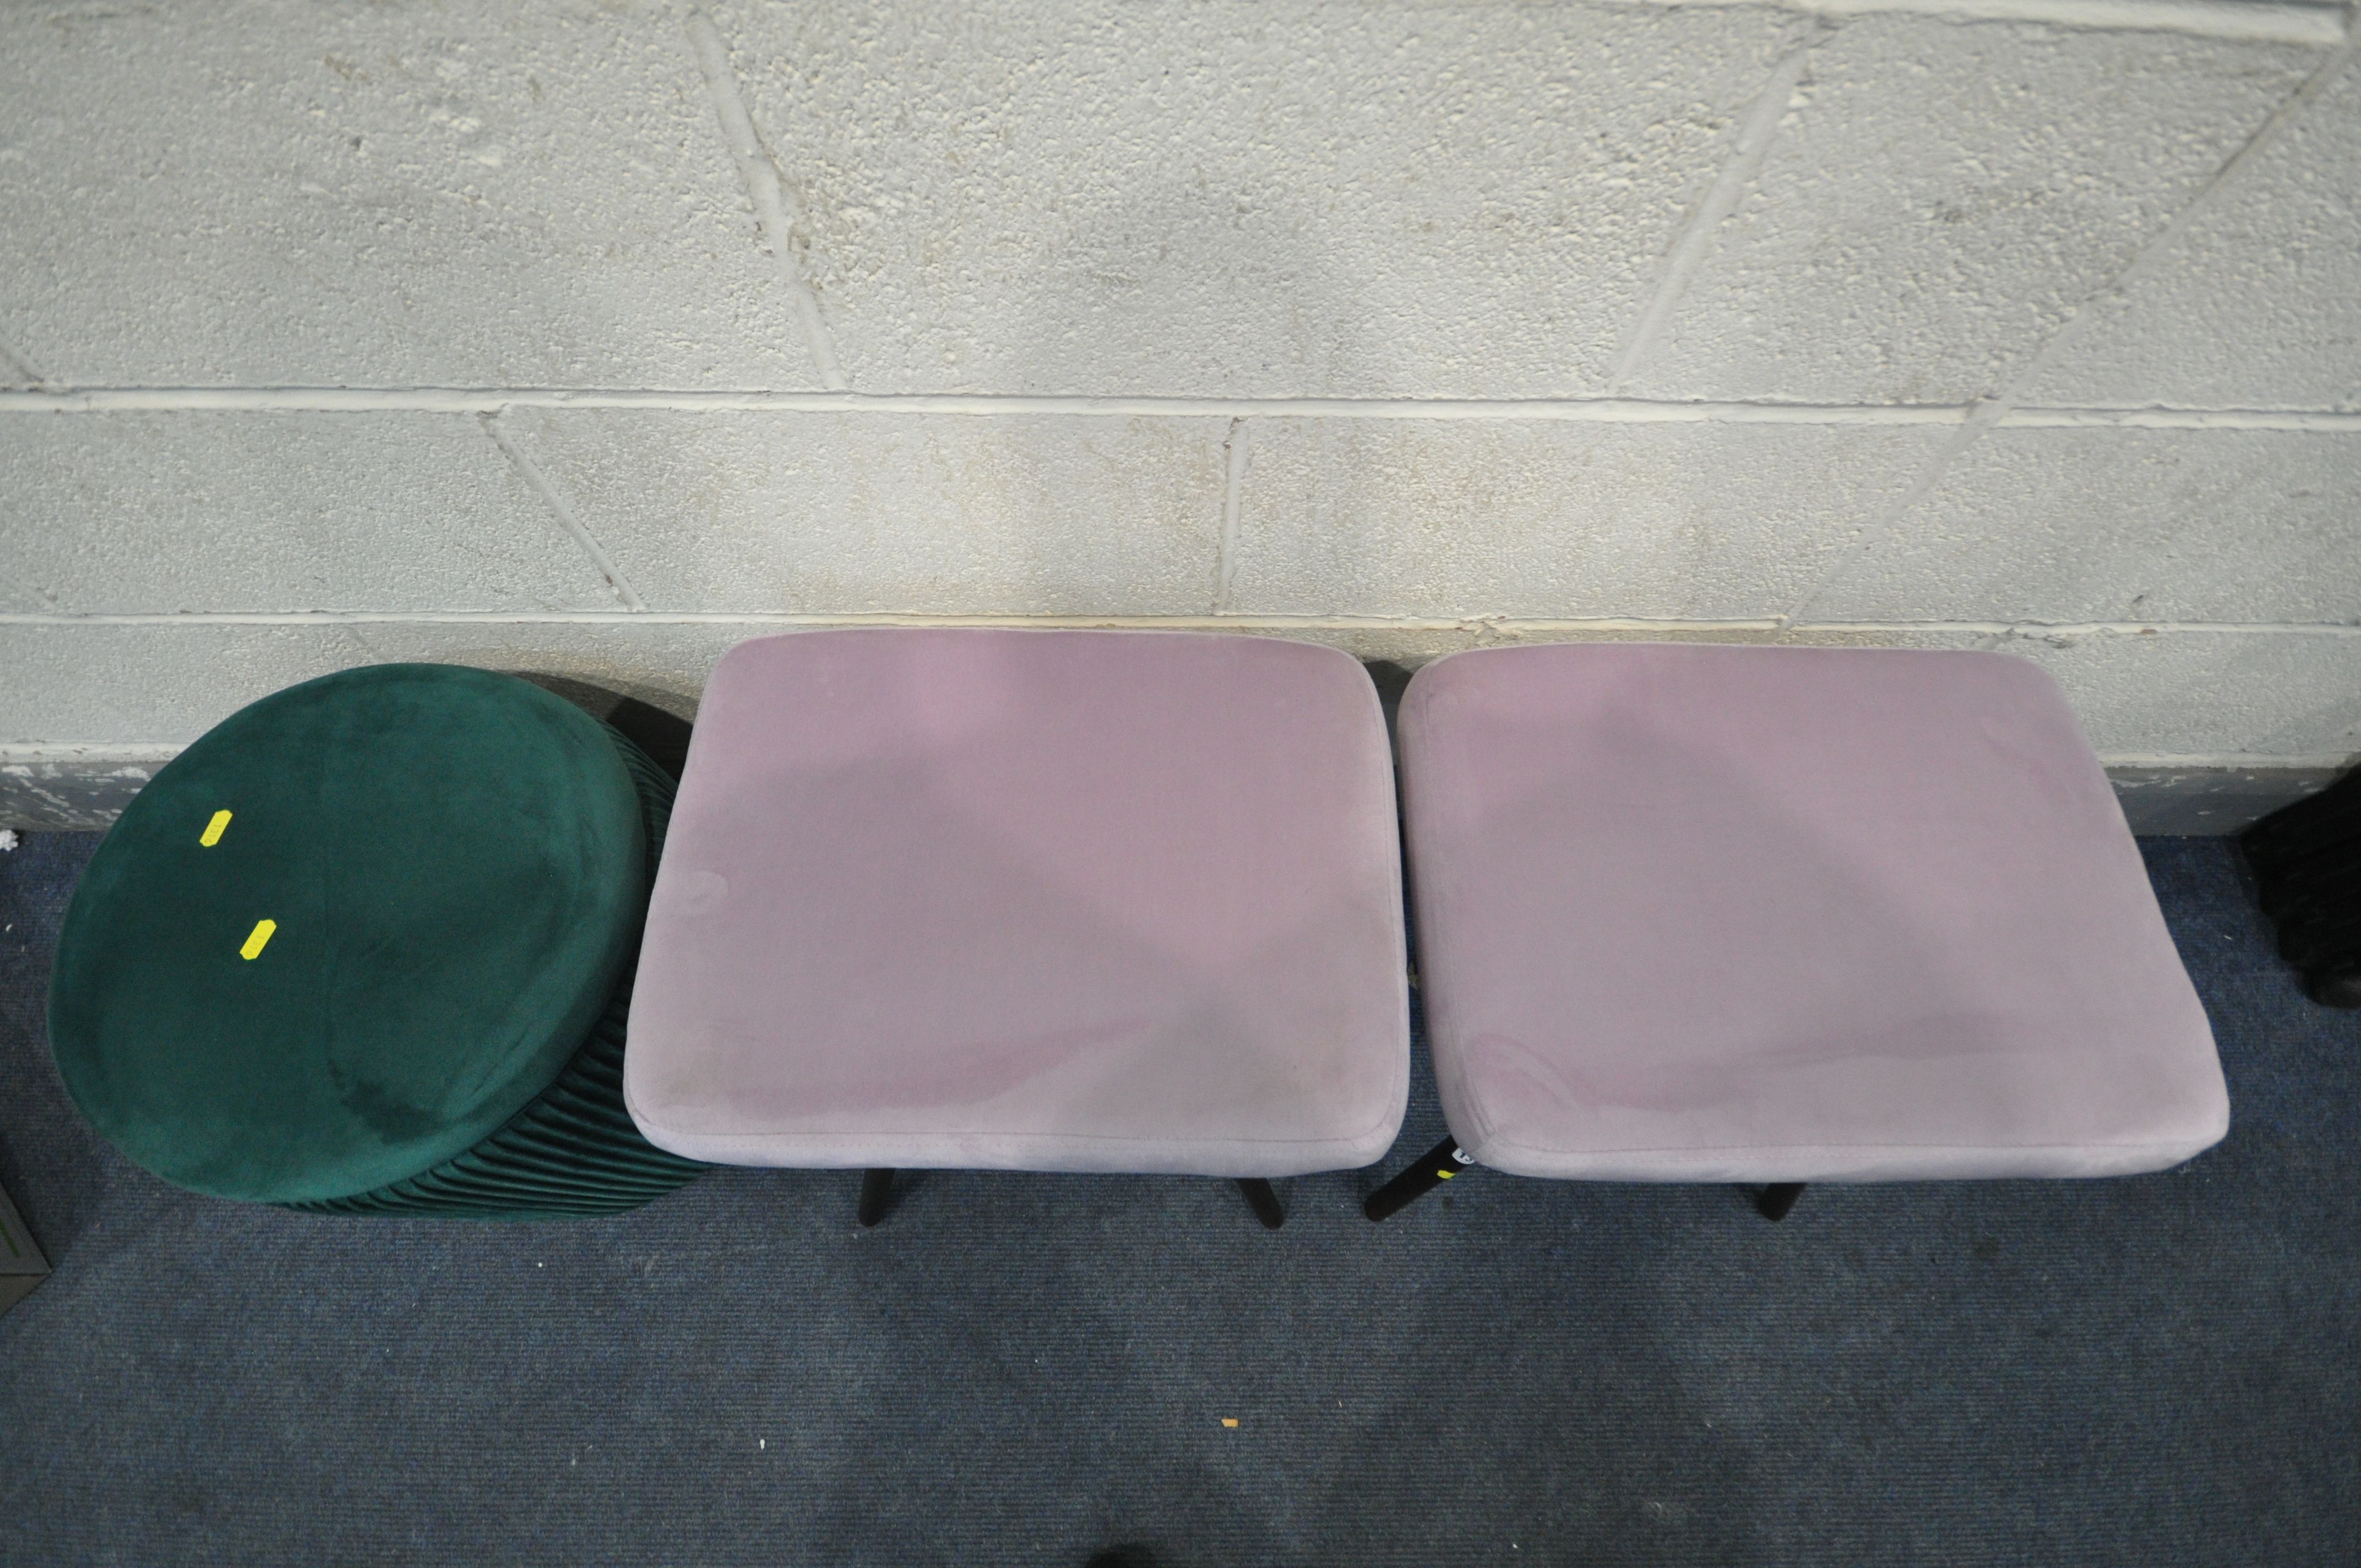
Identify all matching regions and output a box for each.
[0,413,615,613]
[502,409,1230,614]
[1998,627,2361,758]
[708,0,1808,396]
[0,619,744,747]
[302,617,746,718]
[0,0,812,388]
[1223,417,1945,620]
[0,623,374,745]
[1623,19,2316,405]
[2025,57,2361,411]
[1814,427,2361,624]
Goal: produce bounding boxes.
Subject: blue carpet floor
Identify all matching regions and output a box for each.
[1,831,2355,1566]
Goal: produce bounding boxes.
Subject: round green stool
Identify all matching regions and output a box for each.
[49,664,706,1217]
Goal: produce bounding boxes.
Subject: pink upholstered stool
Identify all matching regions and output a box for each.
[1367,643,2227,1223]
[624,629,1408,1228]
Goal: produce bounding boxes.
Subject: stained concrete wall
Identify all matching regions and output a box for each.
[2,0,2357,825]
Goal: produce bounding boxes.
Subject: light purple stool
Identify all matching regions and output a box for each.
[1368,643,2228,1223]
[624,628,1409,1228]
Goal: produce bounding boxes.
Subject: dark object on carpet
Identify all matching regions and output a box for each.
[2242,766,2361,1007]
[2,834,2357,1566]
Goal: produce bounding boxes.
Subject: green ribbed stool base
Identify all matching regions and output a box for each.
[285,722,707,1219]
[282,981,705,1218]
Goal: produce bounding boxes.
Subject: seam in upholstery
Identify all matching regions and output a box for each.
[629,1041,1412,1155]
[1479,1131,2222,1159]
[634,1119,1400,1151]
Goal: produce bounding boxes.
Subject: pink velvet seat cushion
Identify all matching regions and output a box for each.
[625,629,1408,1176]
[1399,644,2227,1184]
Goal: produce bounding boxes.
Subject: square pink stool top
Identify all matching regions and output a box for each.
[1399,643,2227,1184]
[625,629,1408,1176]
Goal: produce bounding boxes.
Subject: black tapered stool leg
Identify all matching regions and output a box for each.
[858,1168,897,1227]
[1755,1182,1805,1222]
[1236,1178,1285,1229]
[1363,1137,1472,1222]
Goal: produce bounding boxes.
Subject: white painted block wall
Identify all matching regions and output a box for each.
[3,0,2357,796]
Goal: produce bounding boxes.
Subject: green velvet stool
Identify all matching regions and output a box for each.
[49,664,706,1218]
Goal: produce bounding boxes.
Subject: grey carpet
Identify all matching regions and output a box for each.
[1,831,2355,1566]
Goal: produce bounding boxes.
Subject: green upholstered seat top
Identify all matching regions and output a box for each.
[50,665,650,1205]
